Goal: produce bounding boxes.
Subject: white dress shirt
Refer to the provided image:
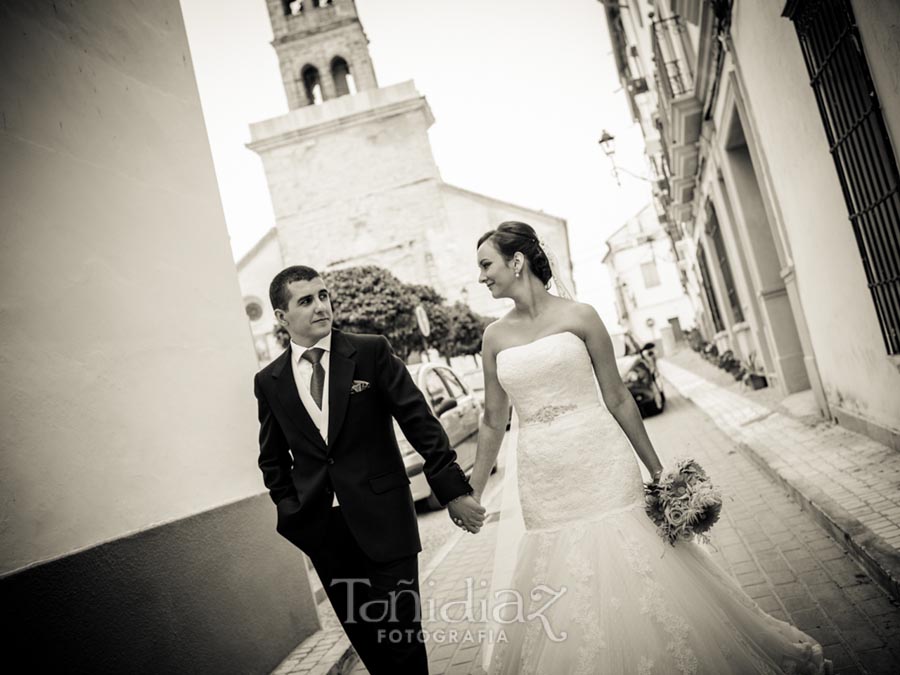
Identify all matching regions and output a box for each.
[290,333,338,506]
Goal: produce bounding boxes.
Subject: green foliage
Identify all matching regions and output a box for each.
[322,266,423,359]
[274,323,290,350]
[271,265,491,361]
[327,266,491,360]
[445,301,491,356]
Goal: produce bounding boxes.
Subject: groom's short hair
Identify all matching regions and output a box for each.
[269,265,321,311]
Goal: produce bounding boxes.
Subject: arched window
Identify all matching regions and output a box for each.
[331,57,356,97]
[301,65,323,105]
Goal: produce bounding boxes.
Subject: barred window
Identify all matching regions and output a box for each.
[785,0,900,354]
[697,243,725,333]
[706,201,744,324]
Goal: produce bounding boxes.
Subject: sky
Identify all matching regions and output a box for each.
[180,0,654,324]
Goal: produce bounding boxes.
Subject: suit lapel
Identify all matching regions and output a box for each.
[327,330,357,449]
[272,348,328,453]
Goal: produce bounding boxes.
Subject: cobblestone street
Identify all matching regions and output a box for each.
[641,392,900,674]
[338,389,900,674]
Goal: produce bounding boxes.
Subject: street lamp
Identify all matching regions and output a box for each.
[598,129,621,185]
[598,129,653,185]
[598,129,616,159]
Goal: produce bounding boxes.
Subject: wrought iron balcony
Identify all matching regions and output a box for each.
[652,16,694,102]
[651,13,701,222]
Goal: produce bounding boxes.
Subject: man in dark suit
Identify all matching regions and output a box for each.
[254,265,486,674]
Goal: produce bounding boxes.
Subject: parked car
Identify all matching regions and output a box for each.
[397,362,488,509]
[461,367,512,430]
[609,331,666,416]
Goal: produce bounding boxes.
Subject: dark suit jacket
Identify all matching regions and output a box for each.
[254,329,472,562]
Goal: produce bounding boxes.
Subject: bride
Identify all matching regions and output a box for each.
[464,221,832,674]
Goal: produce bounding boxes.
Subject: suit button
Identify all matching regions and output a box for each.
[327,457,334,465]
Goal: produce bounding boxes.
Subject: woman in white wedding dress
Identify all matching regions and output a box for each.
[464,221,832,675]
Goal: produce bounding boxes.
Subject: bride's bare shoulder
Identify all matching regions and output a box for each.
[482,316,512,351]
[481,314,514,352]
[558,300,607,337]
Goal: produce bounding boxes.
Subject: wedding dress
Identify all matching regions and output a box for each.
[486,330,831,675]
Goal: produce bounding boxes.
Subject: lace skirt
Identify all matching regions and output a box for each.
[487,502,831,675]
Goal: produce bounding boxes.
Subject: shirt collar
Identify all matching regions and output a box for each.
[290,332,332,362]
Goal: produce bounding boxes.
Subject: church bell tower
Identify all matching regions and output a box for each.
[249,0,443,291]
[265,0,379,109]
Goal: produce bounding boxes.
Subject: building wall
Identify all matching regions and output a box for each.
[730,0,900,434]
[238,229,287,363]
[0,0,318,668]
[275,22,379,108]
[244,81,573,329]
[605,206,696,344]
[437,184,574,318]
[250,82,444,288]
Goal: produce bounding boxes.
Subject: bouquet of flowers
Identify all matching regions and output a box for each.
[644,458,722,547]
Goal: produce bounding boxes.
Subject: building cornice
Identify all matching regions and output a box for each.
[247,81,432,154]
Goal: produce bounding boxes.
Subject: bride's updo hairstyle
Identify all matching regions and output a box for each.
[477,221,553,287]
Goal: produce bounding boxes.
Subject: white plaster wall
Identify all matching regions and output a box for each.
[731,0,900,431]
[853,0,900,163]
[609,240,695,345]
[437,185,574,319]
[0,0,261,574]
[237,231,287,364]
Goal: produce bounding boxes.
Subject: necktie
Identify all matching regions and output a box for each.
[301,348,325,409]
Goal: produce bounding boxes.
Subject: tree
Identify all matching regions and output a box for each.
[405,282,453,358]
[444,301,492,358]
[273,323,290,350]
[322,266,421,359]
[269,265,491,362]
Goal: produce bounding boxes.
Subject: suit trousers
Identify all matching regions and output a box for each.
[309,506,429,675]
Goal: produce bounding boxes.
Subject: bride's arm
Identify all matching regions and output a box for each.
[469,324,510,501]
[576,304,664,481]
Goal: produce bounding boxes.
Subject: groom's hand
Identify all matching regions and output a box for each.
[448,494,486,534]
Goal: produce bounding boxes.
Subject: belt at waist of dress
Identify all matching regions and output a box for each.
[517,402,601,427]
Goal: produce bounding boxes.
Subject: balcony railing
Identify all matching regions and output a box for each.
[652,16,694,102]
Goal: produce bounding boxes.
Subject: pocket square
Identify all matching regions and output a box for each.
[350,380,371,395]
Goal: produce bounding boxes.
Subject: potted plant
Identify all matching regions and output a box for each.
[742,352,768,390]
[688,328,704,352]
[717,350,737,371]
[727,357,745,379]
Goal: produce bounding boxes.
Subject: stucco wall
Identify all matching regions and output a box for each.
[438,185,574,319]
[0,0,262,574]
[730,0,900,432]
[237,230,287,364]
[605,210,696,345]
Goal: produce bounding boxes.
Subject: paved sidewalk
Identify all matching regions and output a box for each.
[270,597,355,675]
[340,389,900,674]
[660,354,900,604]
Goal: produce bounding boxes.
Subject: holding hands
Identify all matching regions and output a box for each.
[448,494,486,534]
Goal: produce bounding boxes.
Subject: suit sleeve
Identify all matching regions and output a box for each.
[254,372,299,508]
[374,336,473,506]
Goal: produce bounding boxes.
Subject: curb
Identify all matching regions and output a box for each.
[661,367,900,604]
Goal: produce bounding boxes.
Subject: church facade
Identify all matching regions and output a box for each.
[239,0,573,363]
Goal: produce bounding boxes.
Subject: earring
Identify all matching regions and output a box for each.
[515,270,521,278]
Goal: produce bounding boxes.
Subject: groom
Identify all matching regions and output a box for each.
[254,265,485,674]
